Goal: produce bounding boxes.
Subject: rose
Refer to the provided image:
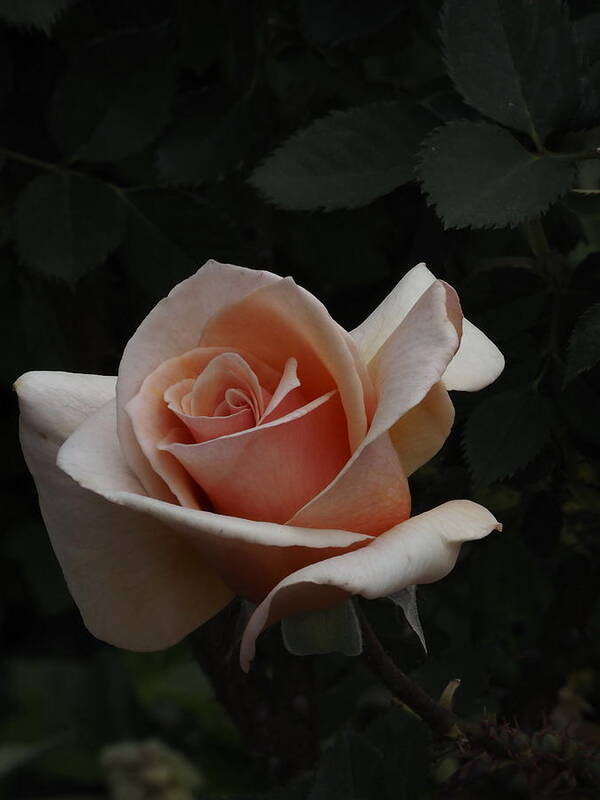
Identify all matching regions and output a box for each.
[16,260,503,670]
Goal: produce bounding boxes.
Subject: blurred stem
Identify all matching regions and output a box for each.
[355,602,462,738]
[0,146,60,173]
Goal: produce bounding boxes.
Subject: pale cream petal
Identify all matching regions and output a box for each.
[240,500,502,670]
[16,371,232,650]
[389,382,455,476]
[352,262,504,391]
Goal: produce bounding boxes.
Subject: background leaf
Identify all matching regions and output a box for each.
[15,173,125,283]
[0,0,73,33]
[49,28,175,163]
[565,303,600,382]
[300,0,405,47]
[442,0,579,140]
[418,122,574,229]
[251,100,434,211]
[463,386,553,486]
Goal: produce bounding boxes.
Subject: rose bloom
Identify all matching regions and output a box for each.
[16,261,503,670]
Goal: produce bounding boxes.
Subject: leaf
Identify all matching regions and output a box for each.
[572,13,600,127]
[0,0,73,32]
[442,0,579,141]
[418,122,574,229]
[156,89,263,185]
[463,386,553,486]
[281,600,362,658]
[49,27,175,162]
[300,0,404,47]
[251,100,434,211]
[388,586,427,652]
[118,189,248,298]
[366,706,431,800]
[565,304,600,383]
[15,173,125,283]
[308,731,386,800]
[561,376,600,445]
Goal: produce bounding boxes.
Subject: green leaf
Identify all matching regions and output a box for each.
[366,706,431,800]
[49,28,175,162]
[442,0,579,141]
[561,376,600,445]
[15,173,125,283]
[572,13,600,127]
[300,0,404,47]
[0,0,73,32]
[251,100,434,211]
[565,303,600,383]
[281,601,362,658]
[157,89,268,185]
[418,122,574,229]
[308,731,386,800]
[464,386,553,486]
[118,189,248,298]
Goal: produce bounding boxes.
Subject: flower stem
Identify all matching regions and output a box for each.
[355,601,462,738]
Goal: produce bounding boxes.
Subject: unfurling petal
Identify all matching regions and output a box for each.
[289,280,460,533]
[16,371,233,651]
[240,500,502,671]
[352,263,504,390]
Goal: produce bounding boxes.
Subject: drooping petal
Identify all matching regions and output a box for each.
[116,261,282,498]
[198,277,376,452]
[57,401,372,602]
[388,382,455,476]
[15,371,233,651]
[289,281,460,533]
[352,262,504,390]
[162,391,351,524]
[240,500,502,671]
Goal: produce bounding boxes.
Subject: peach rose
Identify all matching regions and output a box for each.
[16,261,503,670]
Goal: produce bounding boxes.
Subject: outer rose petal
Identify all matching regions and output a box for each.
[388,382,455,476]
[57,400,372,602]
[352,263,505,390]
[240,500,502,671]
[198,277,376,452]
[117,261,282,499]
[15,371,233,651]
[289,281,460,533]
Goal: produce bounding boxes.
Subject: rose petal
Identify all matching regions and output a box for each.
[162,390,351,524]
[117,261,282,498]
[198,277,376,452]
[352,262,504,390]
[125,346,280,508]
[261,357,305,422]
[240,500,502,671]
[15,371,233,651]
[57,400,372,602]
[388,382,455,476]
[289,281,460,533]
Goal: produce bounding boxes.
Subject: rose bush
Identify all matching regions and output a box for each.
[16,260,503,670]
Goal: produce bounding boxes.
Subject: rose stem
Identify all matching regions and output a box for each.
[354,600,462,738]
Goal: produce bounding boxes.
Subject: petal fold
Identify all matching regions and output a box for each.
[240,500,502,670]
[352,262,504,390]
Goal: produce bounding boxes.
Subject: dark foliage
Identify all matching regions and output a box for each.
[1,0,599,798]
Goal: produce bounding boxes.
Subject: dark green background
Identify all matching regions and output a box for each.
[1,0,600,797]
